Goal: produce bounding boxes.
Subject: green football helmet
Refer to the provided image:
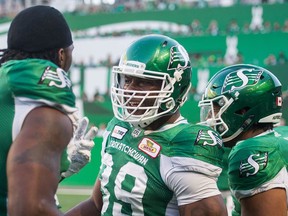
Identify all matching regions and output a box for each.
[111,34,192,128]
[198,64,282,142]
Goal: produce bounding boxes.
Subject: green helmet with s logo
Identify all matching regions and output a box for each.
[198,64,282,142]
[111,34,192,128]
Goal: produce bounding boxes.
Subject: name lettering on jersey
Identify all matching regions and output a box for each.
[239,152,268,177]
[39,67,71,88]
[138,138,161,158]
[109,140,148,165]
[111,125,128,139]
[222,68,263,93]
[195,130,223,147]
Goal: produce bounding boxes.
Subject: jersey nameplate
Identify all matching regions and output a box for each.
[138,138,161,158]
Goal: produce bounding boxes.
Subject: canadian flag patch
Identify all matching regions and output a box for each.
[276,97,282,107]
[138,138,161,158]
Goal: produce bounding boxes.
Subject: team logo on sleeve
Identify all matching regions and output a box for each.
[39,66,72,88]
[138,138,161,158]
[111,125,128,139]
[195,130,223,147]
[239,152,268,177]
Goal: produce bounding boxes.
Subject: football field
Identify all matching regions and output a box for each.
[57,187,92,213]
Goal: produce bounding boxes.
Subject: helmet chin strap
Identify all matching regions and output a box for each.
[223,117,253,143]
[223,128,244,142]
[179,83,191,106]
[131,116,157,129]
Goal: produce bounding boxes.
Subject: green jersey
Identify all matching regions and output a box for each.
[217,147,231,191]
[98,117,224,215]
[217,147,236,216]
[0,59,76,215]
[228,126,288,215]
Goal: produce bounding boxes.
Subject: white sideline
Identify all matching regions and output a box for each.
[57,187,93,195]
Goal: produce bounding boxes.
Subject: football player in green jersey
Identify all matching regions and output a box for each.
[66,34,227,216]
[199,64,287,216]
[0,6,96,216]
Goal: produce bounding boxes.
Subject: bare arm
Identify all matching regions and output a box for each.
[7,107,73,216]
[65,179,102,216]
[179,194,228,216]
[241,188,287,216]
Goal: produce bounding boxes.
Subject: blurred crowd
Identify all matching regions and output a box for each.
[73,39,287,69]
[0,0,288,18]
[74,18,288,38]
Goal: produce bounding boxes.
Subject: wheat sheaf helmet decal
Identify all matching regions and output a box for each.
[222,68,263,94]
[168,45,190,71]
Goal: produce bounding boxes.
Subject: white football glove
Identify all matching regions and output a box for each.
[61,117,98,178]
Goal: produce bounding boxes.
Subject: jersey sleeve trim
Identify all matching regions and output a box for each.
[232,167,288,200]
[161,155,222,180]
[168,171,221,205]
[16,96,77,114]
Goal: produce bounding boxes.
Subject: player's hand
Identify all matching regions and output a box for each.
[61,117,98,178]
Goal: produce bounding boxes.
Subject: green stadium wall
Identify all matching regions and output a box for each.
[64,4,288,32]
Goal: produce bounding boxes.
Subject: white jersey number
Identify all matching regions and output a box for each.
[101,153,148,216]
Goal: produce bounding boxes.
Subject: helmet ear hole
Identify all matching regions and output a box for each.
[162,40,168,47]
[272,90,281,96]
[178,85,188,100]
[179,85,186,94]
[235,107,250,116]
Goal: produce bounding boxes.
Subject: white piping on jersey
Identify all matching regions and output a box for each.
[13,97,78,140]
[13,97,38,140]
[17,96,77,113]
[255,129,274,137]
[144,115,188,135]
[235,129,274,146]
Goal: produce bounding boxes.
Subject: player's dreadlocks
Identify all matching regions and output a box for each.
[0,49,60,67]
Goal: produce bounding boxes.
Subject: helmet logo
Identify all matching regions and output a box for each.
[168,45,190,71]
[222,68,263,93]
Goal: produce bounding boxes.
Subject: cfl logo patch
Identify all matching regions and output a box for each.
[111,125,128,139]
